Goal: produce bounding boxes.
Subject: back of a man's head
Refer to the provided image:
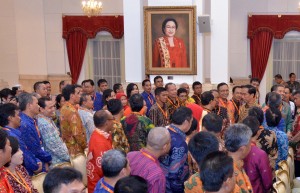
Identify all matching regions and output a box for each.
[129,94,144,112]
[202,113,222,134]
[114,175,148,193]
[43,167,84,193]
[102,149,128,178]
[224,124,252,153]
[170,106,192,125]
[146,127,170,151]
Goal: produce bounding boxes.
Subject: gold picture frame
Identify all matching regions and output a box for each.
[144,6,197,75]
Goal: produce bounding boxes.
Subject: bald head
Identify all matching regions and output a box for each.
[93,110,112,128]
[147,127,170,150]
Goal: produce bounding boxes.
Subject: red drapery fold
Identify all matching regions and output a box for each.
[66,30,88,84]
[250,31,273,80]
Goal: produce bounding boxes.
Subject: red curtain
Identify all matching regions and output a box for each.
[66,30,88,84]
[250,31,273,80]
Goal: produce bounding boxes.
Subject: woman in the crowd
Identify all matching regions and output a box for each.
[5,136,38,193]
[116,92,129,111]
[101,89,116,110]
[126,83,139,98]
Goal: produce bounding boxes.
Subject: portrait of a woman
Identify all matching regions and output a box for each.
[152,18,188,68]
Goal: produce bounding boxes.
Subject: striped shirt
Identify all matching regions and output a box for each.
[127,149,166,193]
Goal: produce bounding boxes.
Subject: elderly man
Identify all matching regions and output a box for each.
[60,84,87,157]
[33,81,48,98]
[19,93,52,175]
[87,110,114,193]
[160,107,192,193]
[225,124,253,193]
[128,127,171,193]
[217,82,230,109]
[165,83,181,116]
[94,149,130,193]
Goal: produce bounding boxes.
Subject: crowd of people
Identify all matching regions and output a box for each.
[0,73,299,193]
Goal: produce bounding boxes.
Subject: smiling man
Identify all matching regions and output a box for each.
[141,79,156,116]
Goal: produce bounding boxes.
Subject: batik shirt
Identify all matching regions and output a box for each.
[60,102,87,156]
[166,97,181,117]
[160,125,189,193]
[0,167,13,193]
[78,107,95,143]
[148,103,169,127]
[37,114,70,167]
[238,102,260,123]
[121,113,154,151]
[112,121,130,153]
[233,160,253,193]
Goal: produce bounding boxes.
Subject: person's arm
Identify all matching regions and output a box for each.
[258,151,273,191]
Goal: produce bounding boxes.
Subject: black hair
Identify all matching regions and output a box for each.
[43,167,83,193]
[126,83,138,98]
[0,103,18,127]
[97,79,108,87]
[102,89,114,105]
[202,113,222,133]
[284,86,292,94]
[188,131,219,166]
[154,87,167,96]
[241,84,256,96]
[0,129,8,150]
[242,116,260,137]
[62,84,81,101]
[177,88,187,96]
[289,73,296,78]
[79,93,91,106]
[93,110,110,128]
[162,18,178,35]
[102,150,127,178]
[271,84,284,92]
[200,151,234,192]
[38,97,51,109]
[274,74,283,79]
[185,118,198,136]
[114,175,148,193]
[217,82,228,90]
[232,86,241,93]
[142,79,151,87]
[248,106,264,125]
[33,81,44,92]
[250,77,261,84]
[164,82,175,91]
[170,107,192,125]
[4,136,19,167]
[113,83,123,93]
[265,107,282,127]
[201,91,214,106]
[268,92,281,109]
[55,94,64,109]
[128,94,144,112]
[0,88,13,101]
[192,81,202,89]
[81,79,94,86]
[43,80,50,85]
[154,76,163,84]
[107,99,123,116]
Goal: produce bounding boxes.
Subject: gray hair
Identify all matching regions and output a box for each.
[268,92,281,109]
[147,127,170,150]
[18,92,34,111]
[79,93,90,106]
[101,149,127,177]
[224,124,252,152]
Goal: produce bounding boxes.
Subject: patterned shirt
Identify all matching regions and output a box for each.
[238,102,260,123]
[141,91,156,116]
[78,107,95,143]
[87,130,112,193]
[0,167,13,193]
[112,121,130,153]
[191,94,201,106]
[166,97,181,117]
[37,114,70,167]
[128,149,166,193]
[60,102,87,156]
[160,125,189,193]
[148,103,169,127]
[233,160,253,193]
[121,113,154,151]
[227,99,240,124]
[281,101,293,132]
[19,113,52,175]
[6,165,38,193]
[94,178,114,193]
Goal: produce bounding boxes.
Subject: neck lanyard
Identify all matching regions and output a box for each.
[167,97,180,108]
[234,162,252,193]
[168,126,177,133]
[156,103,168,120]
[194,94,201,102]
[147,94,154,105]
[231,99,240,115]
[100,179,113,193]
[33,119,42,145]
[203,107,212,113]
[141,150,156,162]
[6,169,31,193]
[219,98,227,108]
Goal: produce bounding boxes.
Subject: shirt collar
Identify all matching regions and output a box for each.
[169,124,186,139]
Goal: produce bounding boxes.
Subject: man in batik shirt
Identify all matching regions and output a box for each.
[149,87,169,127]
[165,83,181,117]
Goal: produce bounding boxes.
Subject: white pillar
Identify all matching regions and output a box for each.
[123,0,144,82]
[210,0,230,84]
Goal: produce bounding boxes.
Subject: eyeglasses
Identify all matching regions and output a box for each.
[107,117,115,121]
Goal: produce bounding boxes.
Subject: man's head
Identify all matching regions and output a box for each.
[154,76,164,88]
[268,92,282,109]
[43,80,51,96]
[147,127,171,156]
[289,73,296,82]
[188,131,219,167]
[114,176,148,193]
[59,80,69,93]
[200,151,235,193]
[232,86,242,101]
[33,81,47,98]
[93,110,114,132]
[224,124,252,159]
[102,149,130,178]
[293,90,300,108]
[38,97,56,118]
[284,86,292,102]
[170,107,193,132]
[202,113,222,134]
[180,83,190,95]
[79,94,94,110]
[274,74,283,84]
[241,85,256,104]
[217,83,229,100]
[165,83,177,99]
[0,88,15,104]
[177,88,188,103]
[242,116,260,138]
[201,91,216,109]
[81,79,95,95]
[142,79,152,93]
[210,90,220,106]
[18,93,40,116]
[271,84,285,99]
[97,79,108,93]
[62,84,82,104]
[129,94,144,112]
[107,99,124,117]
[0,103,20,128]
[250,78,260,89]
[0,129,12,167]
[43,167,86,193]
[192,81,202,95]
[248,106,264,126]
[265,107,282,127]
[154,87,168,104]
[113,83,124,94]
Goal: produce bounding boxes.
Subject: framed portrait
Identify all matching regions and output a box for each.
[144,6,197,75]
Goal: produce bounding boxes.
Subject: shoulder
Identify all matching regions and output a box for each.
[184,173,202,191]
